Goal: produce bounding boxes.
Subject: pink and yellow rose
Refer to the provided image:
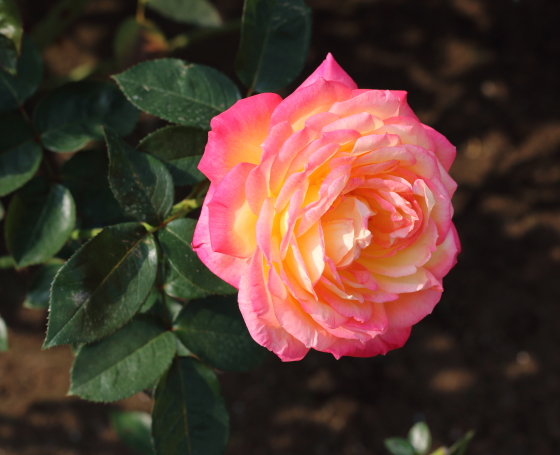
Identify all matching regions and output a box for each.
[193,54,460,361]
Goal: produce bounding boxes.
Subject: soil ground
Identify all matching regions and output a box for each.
[2,0,560,454]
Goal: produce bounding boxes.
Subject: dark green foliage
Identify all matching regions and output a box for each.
[106,130,174,226]
[385,438,416,455]
[44,223,158,348]
[152,357,229,455]
[174,294,268,372]
[70,318,176,402]
[24,260,64,309]
[0,37,42,112]
[111,411,155,455]
[33,81,139,152]
[138,125,207,186]
[0,0,23,75]
[0,112,41,196]
[5,177,76,268]
[146,0,221,27]
[237,0,311,93]
[61,150,130,228]
[114,59,240,129]
[158,219,236,295]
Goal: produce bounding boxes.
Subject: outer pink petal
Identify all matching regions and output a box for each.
[238,251,309,361]
[324,326,411,359]
[192,185,249,289]
[199,93,282,184]
[423,125,457,172]
[384,289,442,329]
[392,90,419,119]
[207,162,258,258]
[423,223,460,280]
[299,53,358,90]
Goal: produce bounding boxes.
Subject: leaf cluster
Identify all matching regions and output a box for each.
[0,0,313,453]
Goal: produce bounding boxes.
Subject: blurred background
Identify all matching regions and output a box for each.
[1,0,559,454]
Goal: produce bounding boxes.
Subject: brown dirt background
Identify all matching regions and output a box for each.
[2,0,560,454]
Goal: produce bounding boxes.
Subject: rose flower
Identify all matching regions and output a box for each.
[193,54,460,361]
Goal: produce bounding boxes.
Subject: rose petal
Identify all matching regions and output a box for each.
[199,93,281,184]
[208,163,258,258]
[298,53,358,90]
[192,185,248,288]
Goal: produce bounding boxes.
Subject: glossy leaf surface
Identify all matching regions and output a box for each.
[158,218,236,295]
[106,130,174,226]
[0,37,42,112]
[152,357,229,455]
[45,223,158,348]
[0,113,41,196]
[164,266,210,300]
[33,81,139,152]
[70,318,176,402]
[147,0,221,27]
[114,59,240,129]
[6,178,76,268]
[237,0,311,93]
[138,125,206,186]
[24,260,65,309]
[174,294,268,372]
[61,150,130,228]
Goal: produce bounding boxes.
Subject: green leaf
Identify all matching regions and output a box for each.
[0,0,23,75]
[164,265,211,300]
[408,422,432,455]
[0,112,42,196]
[6,178,76,268]
[106,130,174,226]
[138,125,207,186]
[384,438,416,455]
[449,431,475,455]
[152,357,229,455]
[111,411,155,455]
[174,294,268,372]
[24,260,65,309]
[0,37,42,112]
[237,0,311,94]
[114,59,240,130]
[0,313,7,351]
[44,222,158,348]
[70,318,176,402]
[140,287,159,313]
[158,218,236,295]
[157,237,210,301]
[33,81,139,152]
[146,0,222,27]
[61,149,130,228]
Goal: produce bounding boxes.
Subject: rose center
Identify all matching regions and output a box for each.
[321,196,373,268]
